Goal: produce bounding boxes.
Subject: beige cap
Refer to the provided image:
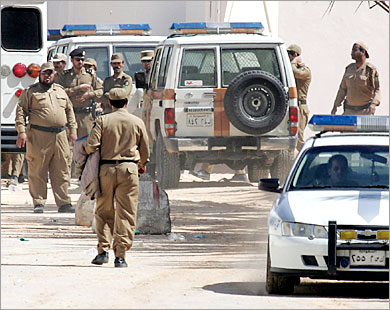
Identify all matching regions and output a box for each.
[353,41,369,58]
[40,62,55,72]
[111,53,124,63]
[109,88,127,100]
[287,44,302,56]
[140,50,154,61]
[84,58,97,68]
[52,53,67,63]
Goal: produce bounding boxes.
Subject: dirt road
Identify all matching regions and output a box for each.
[1,170,388,309]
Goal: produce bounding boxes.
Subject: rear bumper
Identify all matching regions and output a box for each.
[1,125,25,153]
[164,136,297,153]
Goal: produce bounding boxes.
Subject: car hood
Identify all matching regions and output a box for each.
[275,190,389,226]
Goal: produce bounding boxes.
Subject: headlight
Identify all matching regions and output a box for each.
[282,222,328,239]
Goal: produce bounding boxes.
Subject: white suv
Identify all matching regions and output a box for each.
[136,22,299,189]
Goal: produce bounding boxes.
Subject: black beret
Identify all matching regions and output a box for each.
[69,48,86,57]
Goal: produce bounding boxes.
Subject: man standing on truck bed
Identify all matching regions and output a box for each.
[58,48,103,137]
[15,62,77,214]
[102,53,132,114]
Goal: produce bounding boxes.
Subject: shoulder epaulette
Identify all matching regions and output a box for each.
[62,69,71,75]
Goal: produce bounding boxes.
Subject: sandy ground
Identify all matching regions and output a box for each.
[1,167,388,309]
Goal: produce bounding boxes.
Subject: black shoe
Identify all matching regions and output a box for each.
[114,257,128,268]
[33,204,44,213]
[58,204,75,213]
[91,251,109,265]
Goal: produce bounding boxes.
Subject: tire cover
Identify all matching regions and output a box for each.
[224,70,288,135]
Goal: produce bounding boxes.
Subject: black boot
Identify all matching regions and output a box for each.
[91,251,109,265]
[114,257,128,268]
[58,204,75,213]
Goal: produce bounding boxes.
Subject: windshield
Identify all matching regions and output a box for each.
[291,145,389,190]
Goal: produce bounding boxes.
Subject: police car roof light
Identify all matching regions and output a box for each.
[60,24,151,37]
[48,29,62,41]
[170,22,264,35]
[308,114,390,133]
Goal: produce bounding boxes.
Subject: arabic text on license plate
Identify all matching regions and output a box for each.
[187,114,212,127]
[350,250,386,266]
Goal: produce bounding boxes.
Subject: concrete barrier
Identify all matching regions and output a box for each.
[75,175,171,234]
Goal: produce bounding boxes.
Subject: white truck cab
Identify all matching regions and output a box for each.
[135,22,299,189]
[47,24,165,113]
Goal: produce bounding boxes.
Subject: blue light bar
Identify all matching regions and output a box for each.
[309,115,390,133]
[60,24,151,36]
[170,22,264,34]
[48,29,61,40]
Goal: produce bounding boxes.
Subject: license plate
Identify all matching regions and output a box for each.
[187,113,212,127]
[350,250,386,266]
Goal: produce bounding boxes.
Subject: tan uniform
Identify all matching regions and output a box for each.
[6,153,25,177]
[141,70,153,143]
[58,67,103,137]
[334,61,380,115]
[291,61,311,151]
[15,83,77,207]
[102,72,132,113]
[86,108,149,259]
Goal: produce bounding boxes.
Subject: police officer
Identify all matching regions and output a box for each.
[140,50,154,143]
[86,88,149,268]
[83,58,104,85]
[287,44,311,152]
[15,62,77,213]
[58,48,103,137]
[102,53,132,114]
[331,41,381,115]
[52,53,67,84]
[5,153,25,186]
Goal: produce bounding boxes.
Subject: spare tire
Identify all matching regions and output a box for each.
[224,70,288,135]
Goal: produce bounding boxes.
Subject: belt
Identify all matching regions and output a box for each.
[299,100,307,105]
[344,102,371,111]
[73,106,92,113]
[30,124,66,133]
[100,159,138,165]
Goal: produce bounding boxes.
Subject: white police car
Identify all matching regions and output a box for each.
[259,115,389,294]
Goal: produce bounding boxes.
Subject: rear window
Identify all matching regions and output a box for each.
[115,46,156,80]
[221,48,281,86]
[83,47,110,81]
[1,7,42,51]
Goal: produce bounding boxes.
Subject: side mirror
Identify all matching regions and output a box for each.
[135,71,147,89]
[258,178,282,193]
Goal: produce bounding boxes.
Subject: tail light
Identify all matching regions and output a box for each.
[15,89,23,98]
[27,63,41,78]
[13,63,27,78]
[289,106,298,135]
[164,108,175,136]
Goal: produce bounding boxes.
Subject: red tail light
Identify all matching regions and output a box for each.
[289,106,299,135]
[164,108,175,136]
[27,63,41,78]
[13,63,27,78]
[15,89,23,98]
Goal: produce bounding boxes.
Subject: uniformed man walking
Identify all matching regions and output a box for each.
[15,62,77,213]
[58,48,103,137]
[287,44,311,151]
[86,88,149,268]
[102,53,132,114]
[331,41,380,115]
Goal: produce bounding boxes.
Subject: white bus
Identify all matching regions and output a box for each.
[1,1,47,153]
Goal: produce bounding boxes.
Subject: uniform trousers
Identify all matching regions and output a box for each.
[7,153,25,176]
[75,112,94,138]
[95,162,139,259]
[343,107,372,115]
[297,102,310,151]
[26,128,71,207]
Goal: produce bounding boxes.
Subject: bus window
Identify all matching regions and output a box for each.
[1,7,42,51]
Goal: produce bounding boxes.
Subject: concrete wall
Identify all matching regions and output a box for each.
[278,1,389,139]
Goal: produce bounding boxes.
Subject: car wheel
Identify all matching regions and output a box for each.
[266,245,296,295]
[156,131,180,189]
[247,161,269,182]
[224,70,288,135]
[270,150,294,183]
